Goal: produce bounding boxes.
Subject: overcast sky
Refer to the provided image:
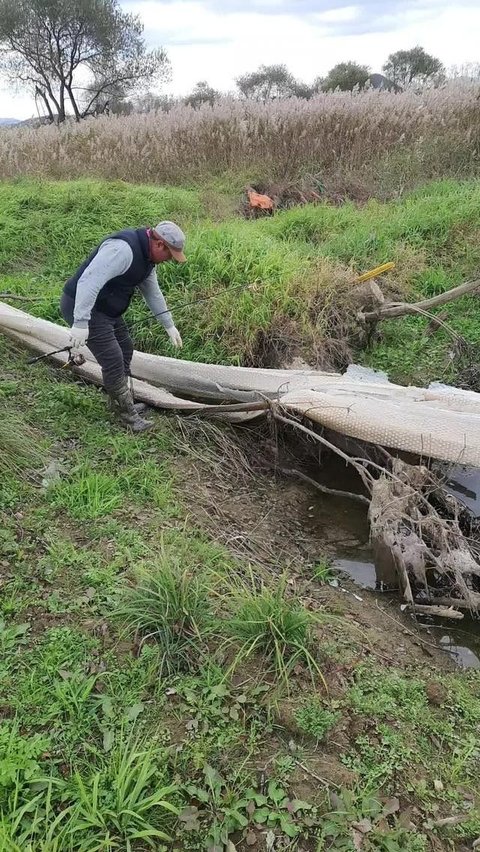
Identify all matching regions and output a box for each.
[1,0,479,118]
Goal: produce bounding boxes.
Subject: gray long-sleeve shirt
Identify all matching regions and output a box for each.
[72,239,174,330]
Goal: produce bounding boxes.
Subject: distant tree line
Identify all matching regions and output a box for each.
[172,47,453,112]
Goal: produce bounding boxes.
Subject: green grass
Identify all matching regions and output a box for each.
[0,726,178,851]
[1,342,480,847]
[294,699,339,742]
[2,177,480,379]
[116,538,217,674]
[48,466,123,519]
[2,177,480,849]
[226,579,325,688]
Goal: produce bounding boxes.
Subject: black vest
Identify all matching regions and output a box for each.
[64,229,154,318]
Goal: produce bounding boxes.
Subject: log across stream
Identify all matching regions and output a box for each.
[2,300,480,617]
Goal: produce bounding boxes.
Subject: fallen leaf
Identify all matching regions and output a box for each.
[103,729,114,753]
[352,829,363,850]
[125,702,144,722]
[330,792,344,810]
[178,806,201,831]
[101,697,114,717]
[432,815,468,828]
[352,818,372,834]
[382,797,400,817]
[266,830,276,851]
[226,842,237,852]
[434,779,444,793]
[290,799,313,813]
[245,830,257,846]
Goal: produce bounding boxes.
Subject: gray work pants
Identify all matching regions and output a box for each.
[60,293,133,390]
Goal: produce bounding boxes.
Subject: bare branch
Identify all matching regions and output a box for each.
[361,277,480,322]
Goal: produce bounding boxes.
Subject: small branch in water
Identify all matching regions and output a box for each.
[407,604,464,620]
[280,466,370,506]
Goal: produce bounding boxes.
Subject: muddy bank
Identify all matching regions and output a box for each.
[176,419,480,671]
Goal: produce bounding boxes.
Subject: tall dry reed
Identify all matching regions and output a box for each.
[0,83,478,187]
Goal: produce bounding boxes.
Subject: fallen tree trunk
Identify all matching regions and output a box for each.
[3,301,480,613]
[3,301,480,463]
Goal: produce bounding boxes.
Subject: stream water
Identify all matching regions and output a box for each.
[334,556,480,669]
[299,456,480,670]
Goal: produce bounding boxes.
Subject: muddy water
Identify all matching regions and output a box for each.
[300,457,480,670]
[335,558,480,670]
[444,464,480,517]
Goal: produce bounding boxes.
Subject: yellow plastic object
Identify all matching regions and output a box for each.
[355,262,395,284]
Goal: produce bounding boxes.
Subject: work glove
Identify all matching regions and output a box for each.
[69,325,89,351]
[167,326,183,349]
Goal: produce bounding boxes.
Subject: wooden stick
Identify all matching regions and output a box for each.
[273,409,374,491]
[279,467,371,506]
[295,760,340,790]
[361,277,480,321]
[0,293,43,302]
[407,604,464,619]
[374,601,442,651]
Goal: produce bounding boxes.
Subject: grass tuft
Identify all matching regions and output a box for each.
[0,411,47,481]
[226,578,324,688]
[116,537,216,673]
[294,699,339,741]
[0,728,178,851]
[48,465,123,520]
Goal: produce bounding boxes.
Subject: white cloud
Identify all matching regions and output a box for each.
[149,0,480,94]
[313,5,359,24]
[1,0,479,118]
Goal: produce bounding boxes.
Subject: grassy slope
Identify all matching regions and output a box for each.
[2,177,480,377]
[1,179,480,850]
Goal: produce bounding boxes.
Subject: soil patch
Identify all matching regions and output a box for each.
[175,418,455,673]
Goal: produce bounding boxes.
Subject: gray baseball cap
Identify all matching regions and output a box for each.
[153,220,187,263]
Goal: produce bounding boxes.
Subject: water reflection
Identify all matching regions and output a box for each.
[333,556,480,669]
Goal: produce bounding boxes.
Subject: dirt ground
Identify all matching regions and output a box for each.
[175,417,454,674]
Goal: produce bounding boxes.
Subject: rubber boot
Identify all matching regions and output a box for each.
[108,395,147,416]
[108,380,154,433]
[127,376,148,415]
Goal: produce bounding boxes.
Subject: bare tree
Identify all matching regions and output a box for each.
[0,0,170,122]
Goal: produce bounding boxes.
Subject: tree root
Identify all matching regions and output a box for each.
[273,405,480,614]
